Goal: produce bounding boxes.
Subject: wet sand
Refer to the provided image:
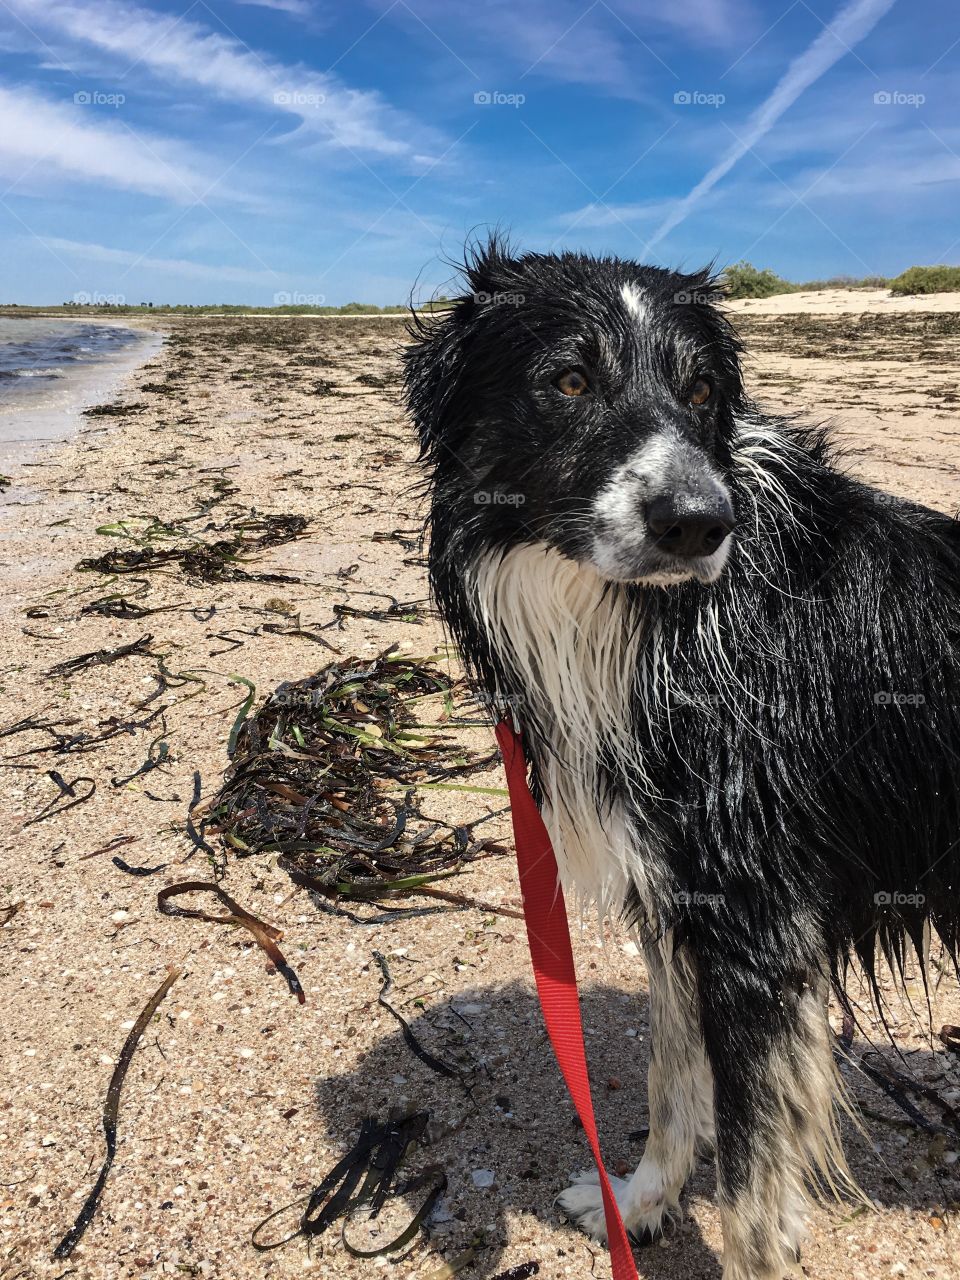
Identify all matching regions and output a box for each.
[1,295,959,1280]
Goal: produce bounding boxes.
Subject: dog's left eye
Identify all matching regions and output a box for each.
[554,368,591,397]
[689,377,712,407]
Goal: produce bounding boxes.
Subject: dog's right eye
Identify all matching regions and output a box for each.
[554,368,591,397]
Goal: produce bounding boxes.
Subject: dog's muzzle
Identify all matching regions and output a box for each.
[589,432,735,585]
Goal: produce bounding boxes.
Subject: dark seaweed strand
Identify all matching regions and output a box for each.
[373,950,462,1082]
[157,881,305,1003]
[53,968,181,1259]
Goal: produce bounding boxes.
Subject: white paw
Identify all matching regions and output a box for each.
[556,1169,625,1243]
[556,1167,670,1246]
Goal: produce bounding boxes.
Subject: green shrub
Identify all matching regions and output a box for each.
[721,261,795,299]
[797,274,889,291]
[888,265,960,295]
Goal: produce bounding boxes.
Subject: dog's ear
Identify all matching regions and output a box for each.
[403,303,464,462]
[404,234,517,461]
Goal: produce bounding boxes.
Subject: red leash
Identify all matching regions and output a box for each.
[496,720,639,1280]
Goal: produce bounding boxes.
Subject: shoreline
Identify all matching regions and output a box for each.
[0,322,165,494]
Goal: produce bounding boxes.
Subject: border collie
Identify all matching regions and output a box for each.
[404,239,960,1280]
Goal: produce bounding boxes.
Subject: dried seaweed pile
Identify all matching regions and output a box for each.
[208,649,500,907]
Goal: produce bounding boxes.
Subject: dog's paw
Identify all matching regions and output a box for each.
[556,1169,622,1242]
[556,1168,668,1246]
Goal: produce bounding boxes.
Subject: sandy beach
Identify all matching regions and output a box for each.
[2,291,960,1280]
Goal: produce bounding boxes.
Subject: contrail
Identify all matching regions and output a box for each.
[647,0,898,249]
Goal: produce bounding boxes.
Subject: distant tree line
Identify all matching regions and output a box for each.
[43,300,413,315]
[722,261,960,299]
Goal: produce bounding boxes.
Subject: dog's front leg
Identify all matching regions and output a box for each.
[701,960,843,1280]
[557,935,713,1244]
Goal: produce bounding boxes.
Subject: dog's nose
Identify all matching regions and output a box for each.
[645,494,735,558]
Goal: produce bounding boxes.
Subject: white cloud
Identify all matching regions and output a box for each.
[648,0,899,247]
[372,0,752,95]
[234,0,313,15]
[0,84,239,203]
[553,197,678,229]
[41,236,283,283]
[782,150,960,201]
[9,0,416,157]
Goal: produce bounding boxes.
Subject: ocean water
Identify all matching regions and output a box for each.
[0,317,162,470]
[0,318,139,381]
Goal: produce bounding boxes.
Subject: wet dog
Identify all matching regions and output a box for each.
[405,238,960,1279]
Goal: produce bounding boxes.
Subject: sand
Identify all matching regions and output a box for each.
[726,289,960,316]
[1,292,959,1280]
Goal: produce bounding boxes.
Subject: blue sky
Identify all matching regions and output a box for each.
[0,0,956,305]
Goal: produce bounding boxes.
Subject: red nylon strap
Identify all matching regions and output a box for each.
[496,719,639,1280]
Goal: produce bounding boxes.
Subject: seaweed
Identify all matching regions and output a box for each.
[857,1050,960,1140]
[261,619,339,651]
[374,950,462,1083]
[371,528,421,551]
[24,771,96,826]
[207,628,260,656]
[208,649,500,908]
[331,592,430,626]
[82,594,157,619]
[252,1110,445,1258]
[47,633,156,678]
[112,854,167,877]
[157,880,305,1003]
[77,512,308,585]
[1,703,167,760]
[110,737,170,787]
[53,967,181,1259]
[82,401,147,417]
[184,769,220,868]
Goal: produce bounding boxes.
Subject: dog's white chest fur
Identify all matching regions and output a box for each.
[469,543,663,917]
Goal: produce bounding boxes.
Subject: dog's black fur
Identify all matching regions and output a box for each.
[405,238,960,1278]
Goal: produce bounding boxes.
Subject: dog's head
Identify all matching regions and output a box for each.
[406,238,746,587]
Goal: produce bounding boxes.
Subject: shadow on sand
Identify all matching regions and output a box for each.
[307,974,959,1278]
